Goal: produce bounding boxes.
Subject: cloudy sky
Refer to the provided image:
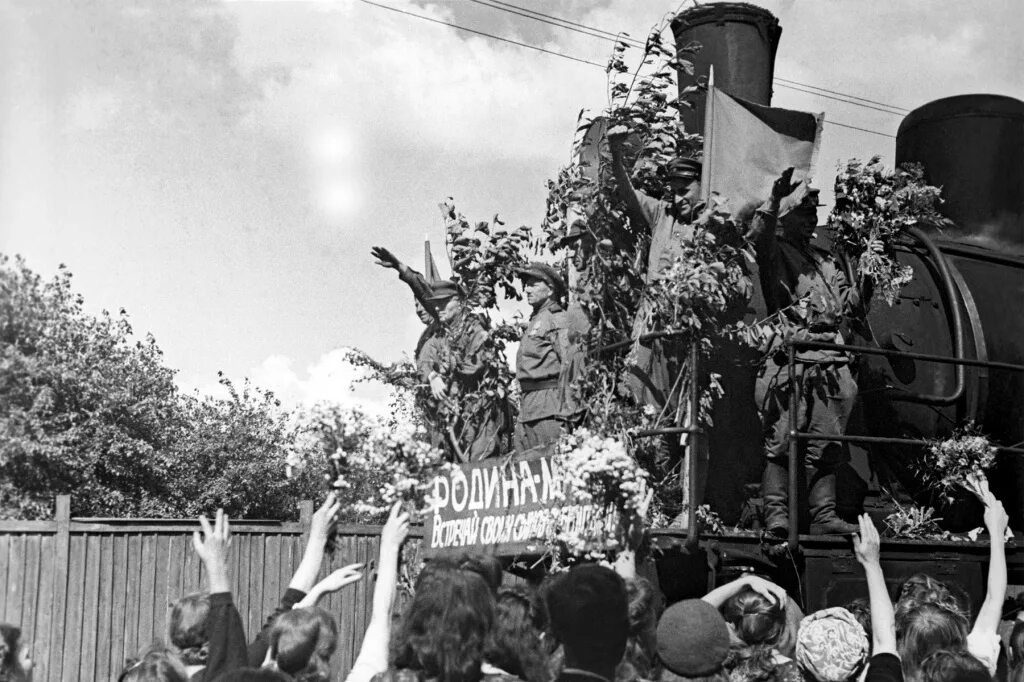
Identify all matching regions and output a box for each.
[2,0,1021,411]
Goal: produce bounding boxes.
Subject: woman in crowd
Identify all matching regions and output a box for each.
[374,565,497,682]
[0,624,32,682]
[895,480,1007,681]
[483,585,551,682]
[701,574,800,682]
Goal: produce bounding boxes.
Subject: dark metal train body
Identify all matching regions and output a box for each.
[656,2,1024,608]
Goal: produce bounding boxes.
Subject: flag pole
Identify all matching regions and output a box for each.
[700,65,715,205]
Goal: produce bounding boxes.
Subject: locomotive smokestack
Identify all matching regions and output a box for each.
[670,2,782,135]
[896,94,1024,253]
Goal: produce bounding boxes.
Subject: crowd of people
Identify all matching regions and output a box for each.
[0,478,1018,682]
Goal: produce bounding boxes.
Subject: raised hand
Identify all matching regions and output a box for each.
[371,246,403,271]
[309,492,341,547]
[315,563,364,594]
[192,509,232,593]
[380,502,410,555]
[743,575,788,607]
[771,167,801,202]
[983,492,1009,537]
[853,513,881,566]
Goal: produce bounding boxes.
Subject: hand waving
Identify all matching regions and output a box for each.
[771,167,801,202]
[315,563,364,594]
[192,509,232,593]
[371,246,402,271]
[309,492,341,547]
[380,502,411,555]
[853,513,881,566]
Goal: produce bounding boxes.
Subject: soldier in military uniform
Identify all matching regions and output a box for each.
[421,280,508,462]
[749,169,860,536]
[606,126,704,410]
[514,263,590,453]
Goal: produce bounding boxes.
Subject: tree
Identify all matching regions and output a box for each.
[0,255,323,519]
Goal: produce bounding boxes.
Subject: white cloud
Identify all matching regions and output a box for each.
[247,348,397,414]
[177,348,398,415]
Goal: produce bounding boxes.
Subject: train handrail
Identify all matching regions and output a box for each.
[785,337,1024,551]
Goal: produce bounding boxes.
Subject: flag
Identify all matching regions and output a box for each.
[701,86,823,223]
[424,239,441,284]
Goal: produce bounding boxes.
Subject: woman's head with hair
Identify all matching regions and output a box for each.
[896,603,968,681]
[456,554,504,594]
[269,607,338,682]
[844,598,872,647]
[169,592,210,666]
[392,565,495,682]
[0,624,31,682]
[722,589,784,648]
[484,585,550,682]
[118,644,188,682]
[617,577,660,682]
[916,649,989,682]
[895,574,968,623]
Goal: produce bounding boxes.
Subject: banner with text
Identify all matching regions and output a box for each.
[423,453,616,557]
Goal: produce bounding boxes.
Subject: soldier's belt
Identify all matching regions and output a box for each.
[520,378,560,393]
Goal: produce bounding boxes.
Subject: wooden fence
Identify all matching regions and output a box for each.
[0,496,409,682]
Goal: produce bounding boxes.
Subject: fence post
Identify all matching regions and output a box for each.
[49,495,71,680]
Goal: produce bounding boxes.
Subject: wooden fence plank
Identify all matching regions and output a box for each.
[137,534,158,650]
[109,533,130,676]
[78,534,101,680]
[19,535,41,665]
[32,535,57,682]
[48,495,71,681]
[95,535,115,681]
[60,535,86,682]
[0,533,10,619]
[123,534,142,663]
[153,534,171,642]
[5,535,24,626]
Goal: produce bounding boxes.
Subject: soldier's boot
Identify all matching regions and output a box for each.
[761,460,790,539]
[808,465,859,535]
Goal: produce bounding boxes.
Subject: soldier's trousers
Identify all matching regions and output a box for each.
[755,360,857,468]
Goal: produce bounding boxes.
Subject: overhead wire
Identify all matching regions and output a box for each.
[472,0,912,115]
[356,0,602,68]
[358,0,898,138]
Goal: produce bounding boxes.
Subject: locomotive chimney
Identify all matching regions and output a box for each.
[896,94,1024,253]
[670,2,782,135]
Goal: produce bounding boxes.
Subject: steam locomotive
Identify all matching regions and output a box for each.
[655,2,1024,609]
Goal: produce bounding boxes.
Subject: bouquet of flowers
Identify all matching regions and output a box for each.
[828,156,951,306]
[549,429,650,554]
[918,424,998,503]
[327,419,449,522]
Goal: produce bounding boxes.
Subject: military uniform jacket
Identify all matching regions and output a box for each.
[751,206,858,364]
[516,300,574,423]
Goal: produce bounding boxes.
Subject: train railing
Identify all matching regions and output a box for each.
[782,339,1024,552]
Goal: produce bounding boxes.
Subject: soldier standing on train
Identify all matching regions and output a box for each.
[421,280,509,462]
[749,168,861,537]
[514,263,590,453]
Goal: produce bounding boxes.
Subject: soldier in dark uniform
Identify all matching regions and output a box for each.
[371,245,439,365]
[421,280,508,462]
[749,169,860,536]
[514,263,590,453]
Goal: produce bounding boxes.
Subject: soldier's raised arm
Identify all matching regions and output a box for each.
[371,246,437,320]
[607,126,655,231]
